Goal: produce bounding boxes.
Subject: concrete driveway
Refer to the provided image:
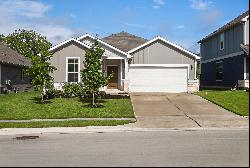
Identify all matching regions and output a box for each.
[130,93,249,128]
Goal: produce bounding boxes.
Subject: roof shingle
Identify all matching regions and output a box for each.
[102,31,148,52]
[0,42,31,67]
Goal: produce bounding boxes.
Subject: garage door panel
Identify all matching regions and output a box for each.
[129,66,188,93]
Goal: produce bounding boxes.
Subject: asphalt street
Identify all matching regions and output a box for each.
[0,129,249,167]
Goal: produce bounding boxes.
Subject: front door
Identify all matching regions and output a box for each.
[107,66,118,89]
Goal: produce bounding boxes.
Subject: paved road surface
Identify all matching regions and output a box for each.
[0,129,248,167]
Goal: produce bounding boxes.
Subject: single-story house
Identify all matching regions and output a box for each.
[49,32,200,93]
[0,42,31,92]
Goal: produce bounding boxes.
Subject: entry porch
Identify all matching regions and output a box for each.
[102,57,129,92]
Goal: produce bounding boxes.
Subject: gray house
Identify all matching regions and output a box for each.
[49,32,200,93]
[0,42,31,92]
[198,11,249,88]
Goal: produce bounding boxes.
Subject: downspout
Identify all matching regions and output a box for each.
[241,16,249,79]
[241,15,249,45]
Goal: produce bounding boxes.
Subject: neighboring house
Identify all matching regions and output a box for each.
[49,31,200,93]
[0,42,31,92]
[198,11,249,88]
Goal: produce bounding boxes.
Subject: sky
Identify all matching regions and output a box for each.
[0,0,249,53]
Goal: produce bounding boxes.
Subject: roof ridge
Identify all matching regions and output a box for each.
[103,31,148,41]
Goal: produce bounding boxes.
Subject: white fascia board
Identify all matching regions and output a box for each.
[103,57,124,60]
[77,33,131,58]
[241,15,249,22]
[129,64,190,68]
[49,38,91,52]
[128,36,200,60]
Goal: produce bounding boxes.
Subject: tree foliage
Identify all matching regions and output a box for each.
[0,34,5,42]
[81,40,110,106]
[4,29,56,103]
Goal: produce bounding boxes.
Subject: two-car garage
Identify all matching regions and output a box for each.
[129,64,189,93]
[126,36,200,93]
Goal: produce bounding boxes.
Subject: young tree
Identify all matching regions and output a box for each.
[4,29,56,103]
[81,40,110,106]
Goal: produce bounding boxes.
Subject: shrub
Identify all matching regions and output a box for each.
[63,83,83,98]
[44,88,63,99]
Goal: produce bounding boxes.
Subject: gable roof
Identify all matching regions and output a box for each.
[102,31,148,52]
[198,10,249,43]
[49,38,91,52]
[77,33,131,58]
[128,36,200,60]
[0,42,31,67]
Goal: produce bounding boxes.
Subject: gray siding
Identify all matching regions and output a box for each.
[201,23,244,61]
[50,42,87,83]
[79,37,127,58]
[1,64,30,86]
[131,40,196,80]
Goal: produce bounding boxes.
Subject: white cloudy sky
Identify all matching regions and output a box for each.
[0,0,248,53]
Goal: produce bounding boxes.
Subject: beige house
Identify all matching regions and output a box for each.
[49,32,200,93]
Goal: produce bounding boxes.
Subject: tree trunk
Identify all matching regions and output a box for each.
[92,92,95,106]
[41,92,44,104]
[41,85,45,104]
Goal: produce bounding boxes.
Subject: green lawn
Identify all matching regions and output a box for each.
[0,120,133,128]
[0,91,135,120]
[196,89,249,116]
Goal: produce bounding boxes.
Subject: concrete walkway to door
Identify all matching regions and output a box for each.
[130,93,249,129]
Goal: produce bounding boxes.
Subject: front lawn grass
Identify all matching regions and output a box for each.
[196,89,249,116]
[0,120,133,128]
[0,91,135,120]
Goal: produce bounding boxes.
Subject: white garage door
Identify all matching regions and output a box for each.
[129,65,188,93]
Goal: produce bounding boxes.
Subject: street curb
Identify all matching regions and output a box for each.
[0,125,248,136]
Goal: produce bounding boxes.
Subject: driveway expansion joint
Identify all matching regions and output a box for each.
[166,95,202,127]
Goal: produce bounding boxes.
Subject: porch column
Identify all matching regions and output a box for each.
[120,59,123,80]
[123,58,129,92]
[124,58,129,79]
[194,60,197,80]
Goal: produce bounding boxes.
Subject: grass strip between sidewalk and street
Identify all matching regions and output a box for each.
[0,120,134,128]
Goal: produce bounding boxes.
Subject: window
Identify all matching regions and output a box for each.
[21,69,25,81]
[67,58,79,82]
[216,62,223,81]
[220,33,224,50]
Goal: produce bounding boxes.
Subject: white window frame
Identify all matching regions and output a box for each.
[219,33,225,50]
[65,57,81,83]
[215,61,223,81]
